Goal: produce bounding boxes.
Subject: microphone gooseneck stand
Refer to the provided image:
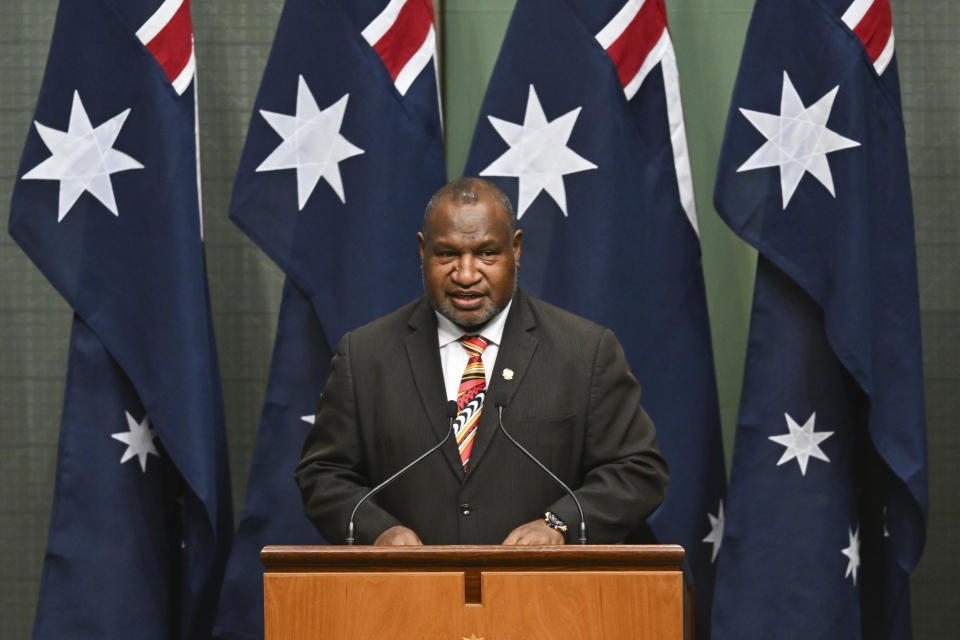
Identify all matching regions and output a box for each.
[494,392,588,544]
[346,400,459,545]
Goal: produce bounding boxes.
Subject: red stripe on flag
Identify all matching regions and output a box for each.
[146,0,194,83]
[373,0,434,81]
[605,0,668,88]
[854,0,892,63]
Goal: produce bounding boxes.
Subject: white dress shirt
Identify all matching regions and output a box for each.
[435,298,513,402]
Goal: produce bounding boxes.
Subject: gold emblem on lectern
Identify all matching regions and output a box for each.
[462,635,484,640]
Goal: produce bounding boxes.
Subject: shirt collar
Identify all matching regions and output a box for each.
[436,297,514,348]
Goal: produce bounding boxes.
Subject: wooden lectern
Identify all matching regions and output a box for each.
[262,544,685,639]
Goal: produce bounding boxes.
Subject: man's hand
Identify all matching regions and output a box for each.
[374,525,423,546]
[501,519,565,545]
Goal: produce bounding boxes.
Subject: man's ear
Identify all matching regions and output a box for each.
[417,231,426,262]
[512,229,522,263]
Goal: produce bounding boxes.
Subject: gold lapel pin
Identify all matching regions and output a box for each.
[502,368,514,380]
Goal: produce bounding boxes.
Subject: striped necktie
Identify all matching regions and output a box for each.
[454,335,489,469]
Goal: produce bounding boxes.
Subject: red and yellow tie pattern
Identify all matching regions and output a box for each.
[454,335,489,469]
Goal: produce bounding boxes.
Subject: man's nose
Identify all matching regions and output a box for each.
[452,255,480,284]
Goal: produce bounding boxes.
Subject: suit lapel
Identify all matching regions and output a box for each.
[404,299,464,480]
[465,291,538,480]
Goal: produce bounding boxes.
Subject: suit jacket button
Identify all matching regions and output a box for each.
[459,503,472,516]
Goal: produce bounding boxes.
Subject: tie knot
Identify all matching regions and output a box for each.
[459,335,489,357]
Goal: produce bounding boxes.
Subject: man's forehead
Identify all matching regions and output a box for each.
[424,197,511,236]
[430,226,500,243]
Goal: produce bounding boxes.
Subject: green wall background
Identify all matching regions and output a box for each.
[1,1,955,637]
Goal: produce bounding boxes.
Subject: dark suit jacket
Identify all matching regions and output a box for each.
[295,290,668,544]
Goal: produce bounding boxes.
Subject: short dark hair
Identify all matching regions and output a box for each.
[422,177,516,236]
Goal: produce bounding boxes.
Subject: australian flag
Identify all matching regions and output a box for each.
[711,1,928,638]
[213,1,446,637]
[464,0,726,635]
[9,1,233,638]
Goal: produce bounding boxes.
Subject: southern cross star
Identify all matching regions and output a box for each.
[769,411,834,476]
[257,75,364,209]
[480,84,597,219]
[22,91,143,221]
[111,411,160,473]
[737,71,860,209]
[702,500,724,563]
[841,525,861,585]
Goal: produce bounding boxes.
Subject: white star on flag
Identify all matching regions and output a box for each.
[301,414,315,425]
[702,500,724,562]
[769,412,834,476]
[111,411,160,473]
[842,524,861,585]
[22,91,144,221]
[257,75,364,209]
[480,84,597,219]
[737,71,860,209]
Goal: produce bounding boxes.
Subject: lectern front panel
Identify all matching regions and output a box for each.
[261,545,686,640]
[265,572,465,638]
[480,571,683,639]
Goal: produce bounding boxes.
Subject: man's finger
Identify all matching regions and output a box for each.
[374,525,422,546]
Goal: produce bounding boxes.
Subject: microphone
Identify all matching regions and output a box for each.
[346,400,459,544]
[493,390,588,544]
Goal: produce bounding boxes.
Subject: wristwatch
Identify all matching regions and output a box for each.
[544,511,568,533]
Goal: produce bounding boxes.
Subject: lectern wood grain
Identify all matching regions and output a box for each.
[480,571,682,639]
[262,545,684,640]
[265,572,466,638]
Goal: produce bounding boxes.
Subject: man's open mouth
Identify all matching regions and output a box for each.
[449,291,485,308]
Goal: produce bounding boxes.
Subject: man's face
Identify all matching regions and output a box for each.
[418,193,521,333]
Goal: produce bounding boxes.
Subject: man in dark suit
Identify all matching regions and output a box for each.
[296,177,668,545]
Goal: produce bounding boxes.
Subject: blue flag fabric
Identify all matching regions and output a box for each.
[228,0,446,346]
[213,278,332,640]
[215,1,446,637]
[463,0,726,635]
[711,1,927,637]
[9,1,232,638]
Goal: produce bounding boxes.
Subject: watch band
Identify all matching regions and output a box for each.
[544,511,568,533]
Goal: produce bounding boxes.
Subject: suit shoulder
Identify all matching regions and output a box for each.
[338,297,426,349]
[522,292,609,339]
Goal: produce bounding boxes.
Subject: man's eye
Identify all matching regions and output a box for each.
[481,250,498,258]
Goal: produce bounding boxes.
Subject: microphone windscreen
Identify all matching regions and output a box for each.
[493,390,509,408]
[446,400,459,419]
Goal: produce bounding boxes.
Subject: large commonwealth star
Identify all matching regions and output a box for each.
[737,71,860,209]
[257,75,364,209]
[22,91,143,221]
[480,84,596,219]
